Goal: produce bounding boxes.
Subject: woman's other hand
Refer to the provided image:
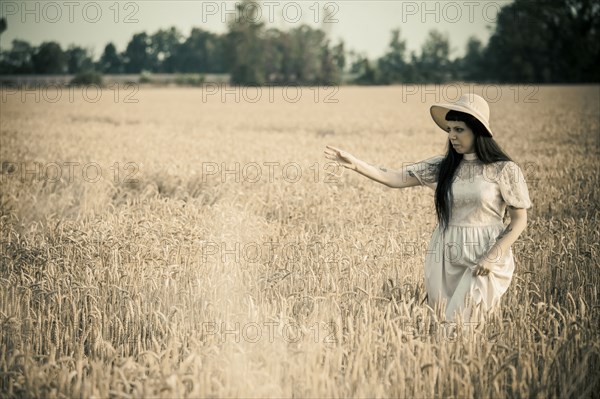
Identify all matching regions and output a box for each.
[472,259,493,277]
[324,145,358,171]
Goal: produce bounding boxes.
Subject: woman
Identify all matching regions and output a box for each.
[324,93,532,322]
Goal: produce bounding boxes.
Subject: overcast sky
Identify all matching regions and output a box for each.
[0,1,512,61]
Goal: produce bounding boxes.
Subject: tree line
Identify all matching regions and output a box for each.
[0,0,597,84]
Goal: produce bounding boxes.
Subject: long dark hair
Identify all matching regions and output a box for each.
[434,110,513,232]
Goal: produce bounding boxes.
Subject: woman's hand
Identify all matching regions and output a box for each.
[472,258,494,277]
[324,145,358,171]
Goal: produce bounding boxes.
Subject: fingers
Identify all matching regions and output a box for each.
[324,147,341,155]
[324,146,347,163]
[472,265,491,277]
[324,146,336,156]
[324,145,345,157]
[324,145,354,170]
[323,150,340,162]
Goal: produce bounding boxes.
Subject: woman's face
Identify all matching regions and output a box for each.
[447,121,475,154]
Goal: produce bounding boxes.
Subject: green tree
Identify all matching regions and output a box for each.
[124,32,153,73]
[456,37,485,82]
[173,28,226,73]
[332,40,346,77]
[287,25,329,84]
[353,58,378,85]
[414,30,451,83]
[484,0,600,82]
[151,27,183,73]
[320,40,337,85]
[98,42,124,73]
[224,0,265,85]
[400,51,420,83]
[32,42,67,74]
[65,45,94,74]
[318,39,345,85]
[347,50,365,74]
[262,28,289,83]
[0,39,34,74]
[377,28,408,84]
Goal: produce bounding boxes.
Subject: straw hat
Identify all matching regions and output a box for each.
[430,93,493,137]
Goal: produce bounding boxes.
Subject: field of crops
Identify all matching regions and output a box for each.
[1,84,599,397]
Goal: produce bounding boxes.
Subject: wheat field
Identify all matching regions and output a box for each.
[1,85,599,398]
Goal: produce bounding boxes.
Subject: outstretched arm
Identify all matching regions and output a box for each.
[324,145,421,188]
[473,206,528,277]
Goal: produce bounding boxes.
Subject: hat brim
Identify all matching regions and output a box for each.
[430,104,493,137]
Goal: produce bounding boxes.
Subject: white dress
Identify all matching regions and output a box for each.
[406,152,532,321]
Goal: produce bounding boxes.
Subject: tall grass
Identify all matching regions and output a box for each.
[1,85,599,397]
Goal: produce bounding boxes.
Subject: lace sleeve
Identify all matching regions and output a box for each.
[498,161,532,209]
[406,155,444,190]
